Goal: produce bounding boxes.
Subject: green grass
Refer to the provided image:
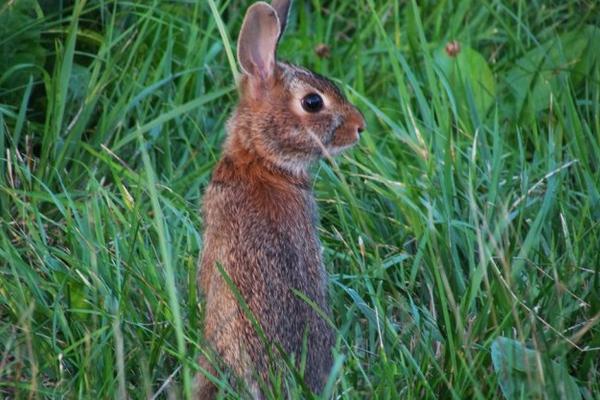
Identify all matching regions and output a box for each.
[1,0,599,398]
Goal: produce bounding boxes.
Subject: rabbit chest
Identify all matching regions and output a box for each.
[200,157,334,363]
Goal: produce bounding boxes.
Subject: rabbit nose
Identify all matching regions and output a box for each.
[356,116,366,135]
[348,107,366,136]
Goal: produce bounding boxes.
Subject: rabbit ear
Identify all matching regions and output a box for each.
[271,0,292,39]
[237,2,281,80]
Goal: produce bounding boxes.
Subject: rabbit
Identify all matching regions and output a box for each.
[196,0,365,398]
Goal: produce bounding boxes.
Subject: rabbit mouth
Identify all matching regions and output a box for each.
[306,117,353,158]
[326,122,360,152]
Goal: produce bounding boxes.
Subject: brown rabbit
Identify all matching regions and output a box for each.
[196,0,365,398]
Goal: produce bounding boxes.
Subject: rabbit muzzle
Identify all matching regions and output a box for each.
[326,107,365,153]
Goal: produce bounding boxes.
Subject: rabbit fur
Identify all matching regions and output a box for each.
[196,1,365,398]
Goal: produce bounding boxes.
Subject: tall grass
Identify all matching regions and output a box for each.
[1,0,599,398]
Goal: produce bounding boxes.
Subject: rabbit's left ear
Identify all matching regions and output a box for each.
[271,0,292,40]
[237,2,281,80]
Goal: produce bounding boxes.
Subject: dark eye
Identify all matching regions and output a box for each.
[301,93,324,113]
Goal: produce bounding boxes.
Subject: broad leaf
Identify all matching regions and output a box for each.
[491,337,582,400]
[0,0,46,99]
[505,25,600,120]
[433,43,496,124]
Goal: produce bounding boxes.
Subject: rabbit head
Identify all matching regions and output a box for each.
[226,0,366,174]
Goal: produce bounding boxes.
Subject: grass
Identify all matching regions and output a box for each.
[1,0,599,398]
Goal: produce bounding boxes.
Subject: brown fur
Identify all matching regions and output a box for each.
[196,1,365,398]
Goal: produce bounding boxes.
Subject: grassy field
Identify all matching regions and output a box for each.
[1,0,599,398]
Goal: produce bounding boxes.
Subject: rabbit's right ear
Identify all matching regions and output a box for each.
[237,2,281,81]
[271,0,292,40]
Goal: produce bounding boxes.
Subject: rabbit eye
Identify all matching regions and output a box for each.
[301,93,324,113]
